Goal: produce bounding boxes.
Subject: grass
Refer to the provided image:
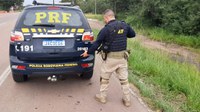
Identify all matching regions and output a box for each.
[127,40,200,112]
[123,14,200,49]
[92,29,99,39]
[85,13,103,21]
[136,27,200,49]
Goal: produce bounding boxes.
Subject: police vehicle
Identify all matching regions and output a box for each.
[9,2,94,82]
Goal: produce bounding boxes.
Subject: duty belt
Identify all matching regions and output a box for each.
[100,50,130,61]
[107,51,125,59]
[101,51,126,59]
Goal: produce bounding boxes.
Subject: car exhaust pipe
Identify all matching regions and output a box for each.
[47,75,57,82]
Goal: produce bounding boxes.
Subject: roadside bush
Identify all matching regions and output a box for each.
[127,0,200,36]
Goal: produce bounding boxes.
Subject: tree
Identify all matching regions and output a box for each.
[61,0,77,5]
[62,0,199,35]
[0,0,24,11]
[126,0,200,35]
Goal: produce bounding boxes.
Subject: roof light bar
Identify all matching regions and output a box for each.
[32,0,75,6]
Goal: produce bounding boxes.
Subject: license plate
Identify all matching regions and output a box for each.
[42,39,65,46]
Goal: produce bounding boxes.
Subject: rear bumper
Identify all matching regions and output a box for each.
[10,55,94,75]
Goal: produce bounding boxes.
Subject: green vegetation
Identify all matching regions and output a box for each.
[127,40,200,111]
[69,0,200,49]
[93,29,200,111]
[136,27,200,48]
[126,0,200,36]
[62,0,200,36]
[122,0,200,48]
[0,0,23,11]
[61,0,112,14]
[92,29,99,39]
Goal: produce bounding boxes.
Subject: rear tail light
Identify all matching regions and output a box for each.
[10,31,24,42]
[17,65,26,70]
[82,32,94,41]
[81,63,93,68]
[12,65,26,70]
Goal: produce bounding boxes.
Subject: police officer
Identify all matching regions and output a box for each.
[81,9,136,107]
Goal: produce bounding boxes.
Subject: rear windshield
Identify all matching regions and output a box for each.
[17,8,89,28]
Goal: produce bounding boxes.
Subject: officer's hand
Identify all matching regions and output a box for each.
[81,50,89,57]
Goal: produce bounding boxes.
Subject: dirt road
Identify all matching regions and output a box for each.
[0,13,150,112]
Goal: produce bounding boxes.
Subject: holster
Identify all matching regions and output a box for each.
[97,44,110,61]
[124,50,130,60]
[100,51,108,61]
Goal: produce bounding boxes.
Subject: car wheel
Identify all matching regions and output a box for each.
[12,73,28,82]
[81,70,93,79]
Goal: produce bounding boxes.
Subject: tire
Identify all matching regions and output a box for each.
[12,73,28,82]
[81,70,93,79]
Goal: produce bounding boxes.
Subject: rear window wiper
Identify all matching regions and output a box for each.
[32,24,55,27]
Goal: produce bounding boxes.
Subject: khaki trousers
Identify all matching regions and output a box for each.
[99,56,131,101]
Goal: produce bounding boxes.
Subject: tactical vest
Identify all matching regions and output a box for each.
[104,20,128,52]
[97,20,128,60]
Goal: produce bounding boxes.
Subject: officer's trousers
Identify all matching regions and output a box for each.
[99,56,131,101]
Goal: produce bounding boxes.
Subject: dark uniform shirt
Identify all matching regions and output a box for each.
[88,20,136,54]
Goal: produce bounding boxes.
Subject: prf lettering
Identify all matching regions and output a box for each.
[35,12,72,24]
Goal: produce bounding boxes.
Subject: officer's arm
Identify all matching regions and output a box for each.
[127,25,136,38]
[87,28,108,54]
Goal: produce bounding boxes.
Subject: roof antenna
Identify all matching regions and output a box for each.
[33,0,37,5]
